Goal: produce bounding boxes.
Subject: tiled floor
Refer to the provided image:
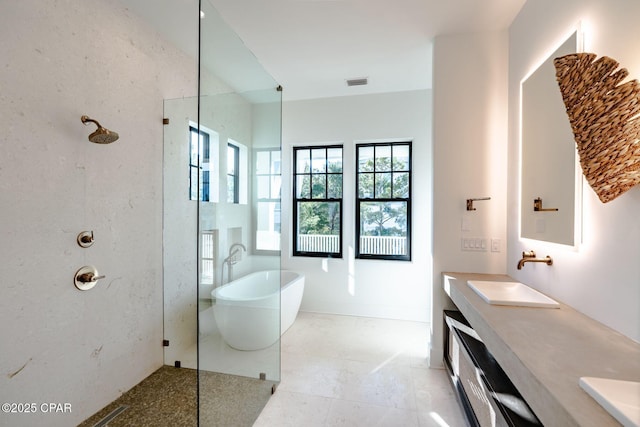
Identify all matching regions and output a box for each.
[78,366,274,427]
[254,312,466,427]
[80,312,464,426]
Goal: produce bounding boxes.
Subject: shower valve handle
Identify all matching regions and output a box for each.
[74,266,105,291]
[78,273,105,283]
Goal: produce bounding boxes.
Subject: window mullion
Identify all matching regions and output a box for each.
[390,145,394,197]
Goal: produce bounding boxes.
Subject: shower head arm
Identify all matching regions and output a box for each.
[81,115,102,129]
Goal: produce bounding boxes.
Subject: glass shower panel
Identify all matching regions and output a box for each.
[198,1,282,424]
[196,90,282,372]
[163,95,199,371]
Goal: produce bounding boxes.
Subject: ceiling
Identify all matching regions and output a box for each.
[121,0,526,101]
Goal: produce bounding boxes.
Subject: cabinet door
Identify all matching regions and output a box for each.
[455,331,509,427]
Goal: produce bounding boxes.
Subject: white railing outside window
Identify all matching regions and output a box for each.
[297,234,406,256]
[297,234,340,253]
[359,235,407,256]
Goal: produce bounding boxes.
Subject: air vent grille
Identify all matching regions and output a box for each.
[346,78,368,87]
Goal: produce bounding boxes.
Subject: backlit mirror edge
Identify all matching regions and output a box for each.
[518,22,585,251]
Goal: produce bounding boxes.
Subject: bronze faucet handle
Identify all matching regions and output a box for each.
[78,272,106,283]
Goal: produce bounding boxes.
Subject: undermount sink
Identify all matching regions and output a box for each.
[579,377,640,427]
[467,280,559,308]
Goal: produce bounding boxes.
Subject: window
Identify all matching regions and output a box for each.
[293,145,343,257]
[189,126,211,202]
[227,142,240,203]
[356,142,411,260]
[200,230,217,284]
[255,148,281,252]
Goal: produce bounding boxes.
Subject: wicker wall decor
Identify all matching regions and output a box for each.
[553,53,640,203]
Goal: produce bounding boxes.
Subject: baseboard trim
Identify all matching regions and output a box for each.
[429,346,444,369]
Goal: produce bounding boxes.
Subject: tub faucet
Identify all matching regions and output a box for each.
[224,243,247,266]
[517,250,553,270]
[222,243,247,284]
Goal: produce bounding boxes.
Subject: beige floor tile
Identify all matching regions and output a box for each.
[325,399,421,427]
[279,352,347,398]
[255,312,465,426]
[253,390,332,427]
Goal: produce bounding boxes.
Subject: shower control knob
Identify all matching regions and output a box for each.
[77,231,94,248]
[74,266,105,291]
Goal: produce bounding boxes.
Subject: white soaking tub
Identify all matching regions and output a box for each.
[211,270,304,350]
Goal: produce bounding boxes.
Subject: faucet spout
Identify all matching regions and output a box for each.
[223,243,247,266]
[229,243,247,254]
[517,250,553,270]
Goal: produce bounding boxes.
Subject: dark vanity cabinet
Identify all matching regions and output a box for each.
[443,310,542,427]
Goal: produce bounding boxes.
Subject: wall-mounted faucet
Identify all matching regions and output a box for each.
[466,197,491,211]
[517,250,553,270]
[533,197,559,212]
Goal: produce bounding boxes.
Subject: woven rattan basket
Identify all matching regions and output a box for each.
[553,53,640,203]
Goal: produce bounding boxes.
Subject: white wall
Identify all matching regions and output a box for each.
[430,31,510,366]
[0,1,197,425]
[507,0,640,343]
[281,90,432,322]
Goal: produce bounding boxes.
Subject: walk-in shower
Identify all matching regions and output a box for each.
[162,0,283,424]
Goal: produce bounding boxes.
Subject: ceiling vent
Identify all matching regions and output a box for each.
[346,77,368,87]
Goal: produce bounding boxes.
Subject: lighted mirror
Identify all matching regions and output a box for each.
[520,31,582,247]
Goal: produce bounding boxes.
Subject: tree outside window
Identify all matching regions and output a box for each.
[356,142,411,260]
[189,126,211,202]
[293,145,343,257]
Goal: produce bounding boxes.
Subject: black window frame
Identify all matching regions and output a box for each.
[292,144,343,258]
[227,142,240,204]
[355,141,412,261]
[189,126,211,202]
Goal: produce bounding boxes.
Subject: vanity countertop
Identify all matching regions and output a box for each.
[443,272,640,427]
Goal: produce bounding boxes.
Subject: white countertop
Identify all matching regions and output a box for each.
[443,272,640,427]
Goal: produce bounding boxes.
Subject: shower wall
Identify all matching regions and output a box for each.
[0,1,197,425]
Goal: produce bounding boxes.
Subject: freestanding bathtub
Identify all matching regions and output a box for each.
[211,270,305,351]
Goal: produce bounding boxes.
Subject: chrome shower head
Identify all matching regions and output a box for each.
[81,115,119,144]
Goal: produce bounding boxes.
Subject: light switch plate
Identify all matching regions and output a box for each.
[461,237,488,252]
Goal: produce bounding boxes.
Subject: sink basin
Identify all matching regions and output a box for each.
[466,280,559,308]
[579,377,640,427]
